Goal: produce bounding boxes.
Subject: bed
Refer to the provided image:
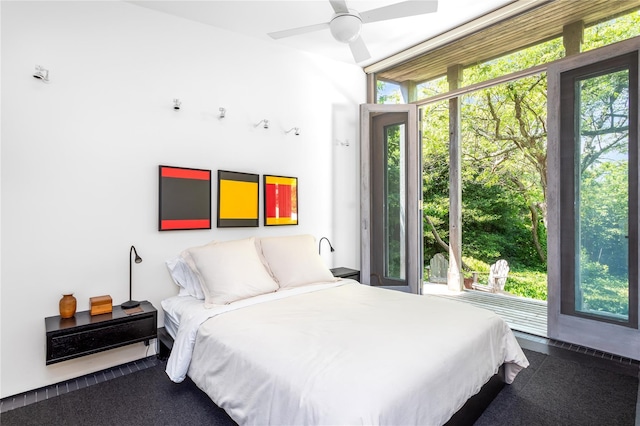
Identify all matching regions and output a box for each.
[163,235,529,425]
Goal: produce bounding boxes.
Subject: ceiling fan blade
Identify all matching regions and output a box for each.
[349,36,371,62]
[268,22,330,40]
[329,0,349,14]
[360,1,438,23]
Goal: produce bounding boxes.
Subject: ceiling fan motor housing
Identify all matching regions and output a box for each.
[329,12,362,43]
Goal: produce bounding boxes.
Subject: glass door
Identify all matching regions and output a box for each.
[547,38,639,359]
[360,104,421,293]
[569,66,633,324]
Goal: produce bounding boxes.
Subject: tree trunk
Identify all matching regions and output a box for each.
[528,203,546,263]
[425,215,449,253]
[509,174,546,263]
[425,215,470,270]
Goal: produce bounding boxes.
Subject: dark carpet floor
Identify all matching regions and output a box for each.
[0,364,236,426]
[1,346,637,426]
[476,346,638,426]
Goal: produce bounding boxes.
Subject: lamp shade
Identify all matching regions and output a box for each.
[329,14,362,43]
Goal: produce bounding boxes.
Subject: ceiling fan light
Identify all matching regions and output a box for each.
[329,14,362,43]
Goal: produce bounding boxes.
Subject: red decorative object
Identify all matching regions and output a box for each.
[264,175,298,226]
[159,165,212,231]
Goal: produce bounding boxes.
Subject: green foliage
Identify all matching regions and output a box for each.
[377,80,402,104]
[461,258,548,300]
[462,257,489,273]
[415,11,640,301]
[422,73,550,268]
[386,123,405,278]
[417,76,448,101]
[464,37,563,85]
[579,251,629,316]
[503,270,548,300]
[580,162,629,276]
[581,275,629,317]
[462,179,538,265]
[584,11,640,51]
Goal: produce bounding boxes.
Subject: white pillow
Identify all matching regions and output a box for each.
[187,237,279,306]
[180,238,275,282]
[259,234,336,289]
[165,255,205,299]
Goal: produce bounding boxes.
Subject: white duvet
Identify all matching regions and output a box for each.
[166,281,529,425]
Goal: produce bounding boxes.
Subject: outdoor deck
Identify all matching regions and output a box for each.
[423,283,548,337]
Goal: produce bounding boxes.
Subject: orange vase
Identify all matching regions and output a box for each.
[59,294,77,318]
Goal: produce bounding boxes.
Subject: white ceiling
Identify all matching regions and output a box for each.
[128,0,516,67]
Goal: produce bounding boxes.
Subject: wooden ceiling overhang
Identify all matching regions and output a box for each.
[374,0,640,84]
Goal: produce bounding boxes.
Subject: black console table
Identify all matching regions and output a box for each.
[45,301,157,365]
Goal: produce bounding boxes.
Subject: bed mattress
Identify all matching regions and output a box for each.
[167,282,528,425]
[161,296,206,339]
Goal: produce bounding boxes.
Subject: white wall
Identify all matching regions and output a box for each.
[0,1,365,398]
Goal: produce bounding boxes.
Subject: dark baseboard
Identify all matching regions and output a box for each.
[516,333,639,378]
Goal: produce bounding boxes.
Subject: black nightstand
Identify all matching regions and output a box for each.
[331,267,360,281]
[45,301,157,365]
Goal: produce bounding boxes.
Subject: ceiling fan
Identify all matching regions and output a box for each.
[268,0,438,63]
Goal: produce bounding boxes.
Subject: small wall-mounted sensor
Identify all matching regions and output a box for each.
[173,99,181,110]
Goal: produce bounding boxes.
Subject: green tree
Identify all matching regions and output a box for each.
[421,99,450,259]
[580,162,629,276]
[391,12,640,295]
[385,123,404,277]
[458,38,564,264]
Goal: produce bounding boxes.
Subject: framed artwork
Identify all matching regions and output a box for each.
[159,165,211,231]
[217,170,260,227]
[264,175,298,226]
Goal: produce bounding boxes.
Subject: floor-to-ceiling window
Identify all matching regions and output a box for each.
[373,5,639,285]
[366,4,640,346]
[548,39,639,359]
